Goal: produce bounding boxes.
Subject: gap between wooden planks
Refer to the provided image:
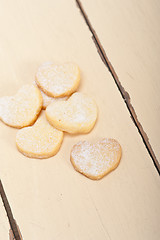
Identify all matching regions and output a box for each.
[0,191,9,240]
[76,0,160,172]
[0,180,22,240]
[76,0,160,173]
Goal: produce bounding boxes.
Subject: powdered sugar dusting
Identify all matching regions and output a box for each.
[16,111,63,158]
[46,92,98,133]
[71,138,121,178]
[33,80,68,109]
[0,84,42,127]
[36,62,80,97]
[70,93,96,123]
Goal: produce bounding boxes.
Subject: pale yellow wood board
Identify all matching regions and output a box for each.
[0,0,159,240]
[81,0,160,163]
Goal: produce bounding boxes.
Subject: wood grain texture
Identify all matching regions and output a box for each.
[0,0,160,239]
[80,0,160,165]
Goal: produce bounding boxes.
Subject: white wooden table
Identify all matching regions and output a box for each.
[0,1,160,239]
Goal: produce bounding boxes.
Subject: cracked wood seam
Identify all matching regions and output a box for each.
[79,0,160,166]
[0,180,22,240]
[75,0,160,174]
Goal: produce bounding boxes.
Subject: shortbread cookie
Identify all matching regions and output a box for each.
[70,138,122,180]
[35,62,80,97]
[40,89,68,109]
[16,111,63,159]
[34,81,68,109]
[0,84,42,128]
[46,92,98,134]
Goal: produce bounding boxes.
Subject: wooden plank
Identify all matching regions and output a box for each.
[0,197,9,240]
[0,180,22,239]
[80,0,160,165]
[0,0,159,239]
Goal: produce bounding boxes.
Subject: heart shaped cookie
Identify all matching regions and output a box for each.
[70,138,122,180]
[34,80,68,109]
[46,92,98,134]
[35,62,80,97]
[0,84,42,128]
[16,111,63,159]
